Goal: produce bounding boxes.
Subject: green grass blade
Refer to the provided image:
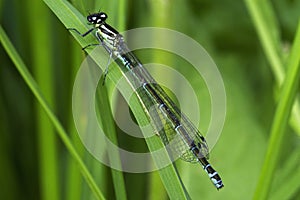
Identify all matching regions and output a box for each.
[102,0,127,31]
[26,1,60,199]
[65,39,86,200]
[0,98,18,199]
[65,132,85,200]
[0,25,105,200]
[96,82,127,200]
[147,1,190,198]
[92,1,128,199]
[244,0,300,136]
[244,0,284,83]
[40,0,191,198]
[89,52,189,199]
[146,1,176,199]
[253,21,300,200]
[126,91,189,199]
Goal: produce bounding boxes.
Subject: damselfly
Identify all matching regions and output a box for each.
[69,12,224,190]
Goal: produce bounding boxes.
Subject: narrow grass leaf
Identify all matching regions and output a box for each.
[65,39,86,200]
[26,1,60,199]
[253,21,300,200]
[0,26,105,200]
[244,0,300,136]
[41,0,191,198]
[95,76,127,200]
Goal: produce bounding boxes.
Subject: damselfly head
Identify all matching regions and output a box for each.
[87,12,107,24]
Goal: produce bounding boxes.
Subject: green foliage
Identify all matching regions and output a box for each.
[0,0,300,199]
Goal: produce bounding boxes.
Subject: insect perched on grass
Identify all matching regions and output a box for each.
[69,11,224,190]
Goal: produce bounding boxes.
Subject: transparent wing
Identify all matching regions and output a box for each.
[148,82,210,162]
[137,83,209,163]
[121,55,210,163]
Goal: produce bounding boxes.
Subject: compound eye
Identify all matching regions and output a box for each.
[87,15,97,23]
[87,12,107,24]
[99,12,107,21]
[92,16,98,22]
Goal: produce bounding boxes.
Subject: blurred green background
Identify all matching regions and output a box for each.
[1,0,300,199]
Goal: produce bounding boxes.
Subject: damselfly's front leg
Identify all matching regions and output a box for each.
[68,27,100,50]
